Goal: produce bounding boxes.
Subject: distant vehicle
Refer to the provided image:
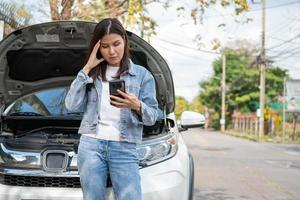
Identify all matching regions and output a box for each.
[0,21,204,200]
[180,111,206,129]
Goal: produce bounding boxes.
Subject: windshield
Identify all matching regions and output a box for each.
[5,87,83,116]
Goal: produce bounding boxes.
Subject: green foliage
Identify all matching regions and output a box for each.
[123,0,157,40]
[190,95,205,113]
[265,67,287,101]
[199,47,289,130]
[211,112,221,129]
[175,96,189,119]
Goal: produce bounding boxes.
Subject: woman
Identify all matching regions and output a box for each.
[65,18,158,200]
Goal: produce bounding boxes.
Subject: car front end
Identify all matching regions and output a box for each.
[0,120,192,200]
[0,21,194,200]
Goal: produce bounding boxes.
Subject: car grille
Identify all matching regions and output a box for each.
[0,174,81,188]
[0,174,112,188]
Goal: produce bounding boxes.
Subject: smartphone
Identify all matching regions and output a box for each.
[109,80,126,99]
[96,47,102,59]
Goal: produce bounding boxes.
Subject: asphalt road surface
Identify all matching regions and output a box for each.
[181,128,300,200]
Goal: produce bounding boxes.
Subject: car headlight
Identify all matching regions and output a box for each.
[137,134,178,167]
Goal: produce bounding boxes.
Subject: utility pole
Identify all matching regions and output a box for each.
[282,77,286,141]
[258,0,266,140]
[221,53,226,132]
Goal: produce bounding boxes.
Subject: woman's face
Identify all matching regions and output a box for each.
[99,33,125,67]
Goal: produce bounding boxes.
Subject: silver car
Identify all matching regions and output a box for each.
[0,21,199,200]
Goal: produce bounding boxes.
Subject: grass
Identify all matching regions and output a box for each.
[224,130,300,144]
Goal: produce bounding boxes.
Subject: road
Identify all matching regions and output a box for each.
[181,128,300,200]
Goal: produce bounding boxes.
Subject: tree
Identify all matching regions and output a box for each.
[172,0,250,49]
[199,44,289,129]
[49,0,75,20]
[72,1,107,21]
[47,0,250,40]
[175,96,189,119]
[175,0,249,24]
[72,0,157,40]
[190,94,205,113]
[45,0,158,39]
[0,1,32,35]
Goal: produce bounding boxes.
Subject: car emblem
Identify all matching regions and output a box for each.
[42,150,69,172]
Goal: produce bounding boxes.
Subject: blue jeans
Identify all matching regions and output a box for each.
[77,135,141,200]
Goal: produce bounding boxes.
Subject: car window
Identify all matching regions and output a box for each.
[6,87,83,116]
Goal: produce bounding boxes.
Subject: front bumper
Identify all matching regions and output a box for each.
[0,136,191,200]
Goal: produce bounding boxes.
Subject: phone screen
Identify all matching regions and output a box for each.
[109,80,126,99]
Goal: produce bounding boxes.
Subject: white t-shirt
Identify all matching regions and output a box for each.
[86,65,121,141]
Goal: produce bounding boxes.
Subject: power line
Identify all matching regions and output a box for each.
[154,0,300,27]
[251,0,300,11]
[153,36,262,59]
[268,36,300,44]
[269,46,300,57]
[278,64,300,72]
[219,12,246,45]
[266,34,300,50]
[267,17,299,37]
[153,42,216,62]
[267,43,296,54]
[152,36,220,55]
[202,0,300,19]
[273,48,300,61]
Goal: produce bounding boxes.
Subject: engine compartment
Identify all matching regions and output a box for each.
[0,115,168,152]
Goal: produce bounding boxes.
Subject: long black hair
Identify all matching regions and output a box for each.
[86,18,130,82]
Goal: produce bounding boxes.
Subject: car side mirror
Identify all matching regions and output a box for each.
[180,111,205,130]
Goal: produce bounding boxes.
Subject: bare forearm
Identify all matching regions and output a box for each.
[82,65,92,76]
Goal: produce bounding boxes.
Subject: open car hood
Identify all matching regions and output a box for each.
[0,21,174,114]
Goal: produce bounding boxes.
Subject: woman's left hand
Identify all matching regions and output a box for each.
[110,90,141,113]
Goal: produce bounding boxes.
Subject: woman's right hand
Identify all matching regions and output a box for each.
[82,40,105,75]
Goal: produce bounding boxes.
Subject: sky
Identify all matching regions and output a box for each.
[4,0,300,102]
[145,0,300,101]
